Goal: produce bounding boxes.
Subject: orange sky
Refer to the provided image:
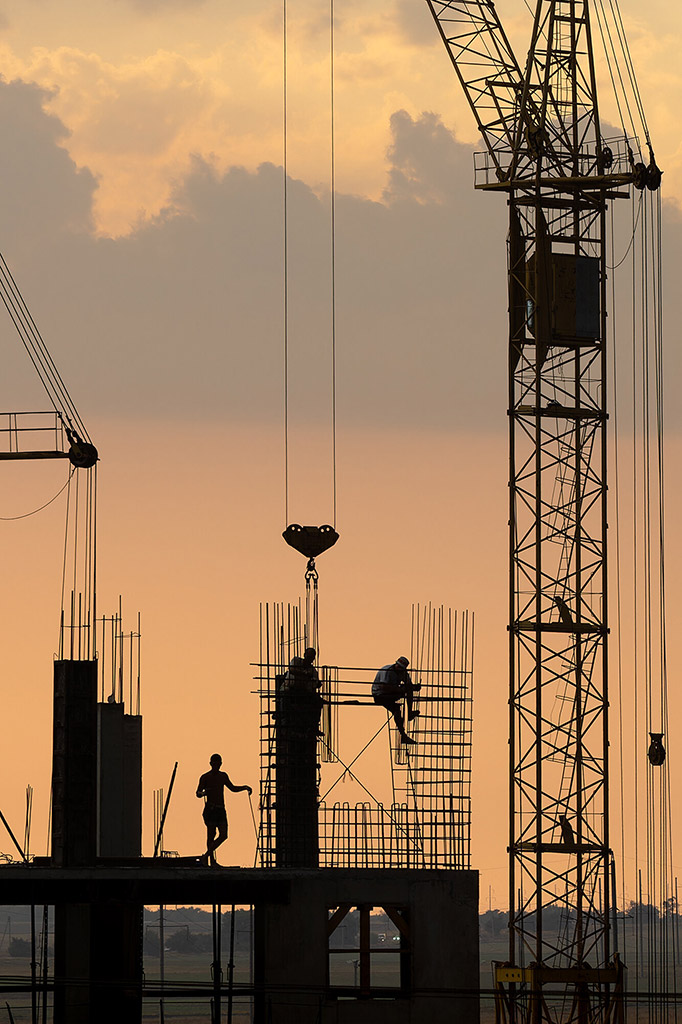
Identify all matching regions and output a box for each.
[0,0,680,913]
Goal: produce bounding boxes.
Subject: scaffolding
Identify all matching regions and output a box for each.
[255,602,473,870]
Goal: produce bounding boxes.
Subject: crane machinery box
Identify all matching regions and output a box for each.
[526,252,600,343]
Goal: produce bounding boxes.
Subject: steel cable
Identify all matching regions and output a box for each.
[281,0,338,531]
[0,466,75,521]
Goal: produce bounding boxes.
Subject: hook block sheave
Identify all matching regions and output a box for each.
[282,524,339,560]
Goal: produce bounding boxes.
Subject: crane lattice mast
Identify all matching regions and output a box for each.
[427,1,660,1021]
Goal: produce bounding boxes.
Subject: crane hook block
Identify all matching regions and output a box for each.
[283,524,339,559]
[68,440,99,469]
[648,733,666,767]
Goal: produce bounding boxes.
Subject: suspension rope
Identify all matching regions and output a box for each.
[594,0,636,143]
[58,464,97,659]
[606,0,651,146]
[609,199,628,952]
[283,0,289,528]
[614,166,673,1009]
[0,466,75,521]
[330,0,337,529]
[0,252,90,442]
[607,190,643,270]
[281,0,339,532]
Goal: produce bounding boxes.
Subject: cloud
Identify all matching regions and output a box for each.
[0,83,676,454]
[0,0,678,238]
[0,78,95,243]
[123,0,208,10]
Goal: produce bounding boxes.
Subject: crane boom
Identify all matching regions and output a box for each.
[426,0,523,179]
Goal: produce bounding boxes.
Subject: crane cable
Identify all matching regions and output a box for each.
[594,0,654,161]
[0,251,90,444]
[613,167,672,1005]
[283,0,289,527]
[59,462,97,660]
[282,0,338,531]
[0,465,75,521]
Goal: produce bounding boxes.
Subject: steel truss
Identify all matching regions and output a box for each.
[427,0,657,1020]
[480,2,632,1021]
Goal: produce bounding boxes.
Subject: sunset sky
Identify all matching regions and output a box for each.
[0,0,681,910]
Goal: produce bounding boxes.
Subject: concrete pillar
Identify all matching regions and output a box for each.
[275,691,321,868]
[98,704,142,857]
[97,702,124,857]
[52,665,143,1023]
[54,902,143,1024]
[123,714,142,857]
[52,660,97,867]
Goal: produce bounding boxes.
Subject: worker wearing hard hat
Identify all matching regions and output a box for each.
[372,656,421,745]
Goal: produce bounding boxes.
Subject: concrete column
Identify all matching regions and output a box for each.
[52,660,97,867]
[275,692,320,868]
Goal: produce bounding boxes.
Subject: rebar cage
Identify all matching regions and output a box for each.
[255,603,473,870]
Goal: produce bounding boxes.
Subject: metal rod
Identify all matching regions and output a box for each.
[41,906,48,1024]
[227,904,236,1024]
[30,905,36,1024]
[0,810,27,863]
[153,763,178,858]
[159,904,165,1011]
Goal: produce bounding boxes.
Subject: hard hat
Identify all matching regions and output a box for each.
[396,656,409,668]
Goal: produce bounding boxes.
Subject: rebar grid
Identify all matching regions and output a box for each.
[255,602,473,870]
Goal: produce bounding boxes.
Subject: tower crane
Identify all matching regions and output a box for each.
[425,1,661,1021]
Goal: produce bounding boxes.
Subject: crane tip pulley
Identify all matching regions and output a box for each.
[65,426,98,469]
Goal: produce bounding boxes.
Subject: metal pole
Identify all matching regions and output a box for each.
[0,809,27,863]
[227,904,236,1024]
[41,906,48,1024]
[212,903,222,1023]
[30,905,36,1024]
[154,763,178,857]
[159,904,165,1011]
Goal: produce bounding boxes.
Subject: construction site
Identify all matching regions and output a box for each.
[0,0,678,1022]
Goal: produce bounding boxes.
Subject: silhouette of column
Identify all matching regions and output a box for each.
[275,688,320,868]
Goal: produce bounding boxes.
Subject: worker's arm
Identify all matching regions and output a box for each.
[196,779,206,798]
[224,774,253,796]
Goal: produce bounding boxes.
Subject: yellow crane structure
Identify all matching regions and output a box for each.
[425,1,661,1021]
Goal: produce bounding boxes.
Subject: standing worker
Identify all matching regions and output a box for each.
[280,647,321,693]
[196,753,252,867]
[372,656,421,745]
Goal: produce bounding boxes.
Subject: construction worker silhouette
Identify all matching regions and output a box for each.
[372,656,420,745]
[196,753,252,866]
[281,647,321,693]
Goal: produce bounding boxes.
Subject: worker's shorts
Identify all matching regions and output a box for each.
[373,693,402,708]
[203,806,228,835]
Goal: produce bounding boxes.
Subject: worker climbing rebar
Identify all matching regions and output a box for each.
[372,657,420,745]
